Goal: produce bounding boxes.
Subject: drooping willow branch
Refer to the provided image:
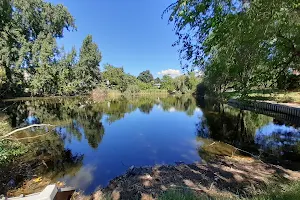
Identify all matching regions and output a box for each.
[0,124,56,140]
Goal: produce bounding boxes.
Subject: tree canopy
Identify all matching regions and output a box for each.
[137,70,154,83]
[0,0,75,95]
[165,0,300,95]
[0,0,103,97]
[75,35,102,92]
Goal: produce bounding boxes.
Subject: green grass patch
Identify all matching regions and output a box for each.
[158,182,300,200]
[224,89,300,104]
[159,190,212,200]
[251,182,300,200]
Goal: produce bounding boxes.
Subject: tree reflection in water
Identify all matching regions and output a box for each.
[2,95,300,194]
[196,99,300,167]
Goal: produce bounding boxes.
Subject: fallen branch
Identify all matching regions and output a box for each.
[0,124,56,140]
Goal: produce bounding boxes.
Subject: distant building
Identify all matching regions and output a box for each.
[153,83,161,88]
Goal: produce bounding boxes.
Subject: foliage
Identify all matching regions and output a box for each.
[160,74,201,93]
[137,80,152,90]
[154,77,161,84]
[75,35,102,92]
[0,0,103,98]
[124,85,141,95]
[56,48,78,95]
[185,72,199,92]
[165,0,300,96]
[0,140,28,164]
[29,34,60,95]
[102,64,128,92]
[137,70,154,83]
[277,73,300,90]
[174,75,189,93]
[0,0,75,96]
[161,75,176,91]
[100,66,200,94]
[0,67,6,88]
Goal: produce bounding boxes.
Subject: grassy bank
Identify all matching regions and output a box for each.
[224,90,300,104]
[91,87,170,101]
[159,181,300,200]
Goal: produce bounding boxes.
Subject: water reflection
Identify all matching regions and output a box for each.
[256,123,300,161]
[1,96,300,194]
[197,99,300,165]
[62,165,97,191]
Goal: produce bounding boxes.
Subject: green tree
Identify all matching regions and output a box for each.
[137,70,154,83]
[30,33,60,95]
[0,0,75,96]
[57,47,78,95]
[75,35,102,92]
[137,80,152,90]
[102,64,127,91]
[124,74,138,86]
[185,72,199,91]
[165,0,300,96]
[154,77,161,84]
[161,75,175,91]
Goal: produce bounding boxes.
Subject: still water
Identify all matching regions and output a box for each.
[2,95,300,193]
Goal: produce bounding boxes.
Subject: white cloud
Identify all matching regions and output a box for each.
[158,69,182,78]
[62,165,96,190]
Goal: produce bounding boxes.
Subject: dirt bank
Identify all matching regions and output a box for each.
[5,155,300,200]
[83,156,300,200]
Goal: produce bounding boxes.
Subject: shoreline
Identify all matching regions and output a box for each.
[72,155,300,200]
[5,155,300,199]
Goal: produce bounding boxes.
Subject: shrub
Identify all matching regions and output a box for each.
[124,85,140,95]
[0,140,28,164]
[137,81,152,90]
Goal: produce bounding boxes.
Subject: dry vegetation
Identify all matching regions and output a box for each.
[71,156,300,200]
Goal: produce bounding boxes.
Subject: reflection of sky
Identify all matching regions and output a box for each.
[255,123,300,149]
[168,107,176,112]
[61,165,97,191]
[57,104,204,194]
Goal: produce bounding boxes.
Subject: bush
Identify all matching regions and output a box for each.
[277,74,300,90]
[0,140,28,164]
[124,85,140,95]
[137,81,152,90]
[91,86,108,100]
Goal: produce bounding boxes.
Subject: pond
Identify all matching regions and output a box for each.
[1,95,300,194]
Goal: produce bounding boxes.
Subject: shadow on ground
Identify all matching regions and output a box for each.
[92,156,300,200]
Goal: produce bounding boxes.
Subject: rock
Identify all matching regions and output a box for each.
[7,179,15,188]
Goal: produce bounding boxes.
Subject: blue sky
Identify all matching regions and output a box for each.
[48,0,182,78]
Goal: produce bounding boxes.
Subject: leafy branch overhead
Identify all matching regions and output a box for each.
[165,0,300,95]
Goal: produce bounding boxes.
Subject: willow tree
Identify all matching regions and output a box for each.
[165,0,300,96]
